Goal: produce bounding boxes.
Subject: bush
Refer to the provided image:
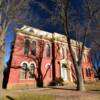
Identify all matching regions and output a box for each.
[48,77,64,86]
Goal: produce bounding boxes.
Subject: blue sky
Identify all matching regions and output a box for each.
[5,26,15,64]
[4,0,88,63]
[4,0,100,68]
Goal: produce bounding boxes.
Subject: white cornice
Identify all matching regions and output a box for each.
[15,25,90,52]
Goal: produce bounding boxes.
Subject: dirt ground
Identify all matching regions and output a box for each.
[2,81,100,100]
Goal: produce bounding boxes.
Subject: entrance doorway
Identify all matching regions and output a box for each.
[61,64,67,81]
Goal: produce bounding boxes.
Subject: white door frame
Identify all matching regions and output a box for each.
[61,63,67,81]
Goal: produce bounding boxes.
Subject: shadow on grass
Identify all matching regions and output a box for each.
[49,87,76,91]
[91,90,100,92]
[6,96,14,100]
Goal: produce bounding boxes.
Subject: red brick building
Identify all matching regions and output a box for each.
[6,26,94,89]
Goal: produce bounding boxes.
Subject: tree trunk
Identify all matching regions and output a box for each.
[52,42,56,81]
[62,1,85,91]
[0,55,4,99]
[0,28,5,99]
[76,65,85,91]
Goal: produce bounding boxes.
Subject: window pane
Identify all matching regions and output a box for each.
[24,39,30,55]
[22,63,27,69]
[62,64,66,68]
[29,64,35,79]
[20,63,27,79]
[31,41,36,56]
[60,47,64,59]
[46,44,50,57]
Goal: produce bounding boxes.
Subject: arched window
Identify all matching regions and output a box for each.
[46,44,50,57]
[29,64,35,79]
[20,63,27,79]
[31,41,36,56]
[24,39,30,55]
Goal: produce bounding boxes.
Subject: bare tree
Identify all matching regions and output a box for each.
[91,40,100,78]
[55,0,86,91]
[54,0,100,91]
[28,0,100,91]
[0,0,32,98]
[0,0,99,93]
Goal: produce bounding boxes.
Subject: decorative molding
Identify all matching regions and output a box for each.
[20,61,29,66]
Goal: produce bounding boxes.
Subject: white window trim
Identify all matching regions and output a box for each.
[20,61,29,66]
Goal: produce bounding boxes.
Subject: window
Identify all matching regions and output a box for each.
[62,64,66,68]
[65,48,67,57]
[86,68,91,77]
[88,68,91,77]
[46,44,50,57]
[29,64,35,79]
[20,63,27,79]
[24,39,30,55]
[60,47,64,59]
[31,41,36,56]
[29,28,34,32]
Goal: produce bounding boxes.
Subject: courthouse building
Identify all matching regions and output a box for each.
[6,26,94,88]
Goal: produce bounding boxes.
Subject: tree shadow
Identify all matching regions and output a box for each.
[6,96,14,100]
[91,90,100,92]
[49,86,76,91]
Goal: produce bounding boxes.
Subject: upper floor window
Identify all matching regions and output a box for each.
[29,64,35,79]
[60,47,64,59]
[24,39,30,55]
[31,41,36,56]
[46,44,50,58]
[20,63,27,79]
